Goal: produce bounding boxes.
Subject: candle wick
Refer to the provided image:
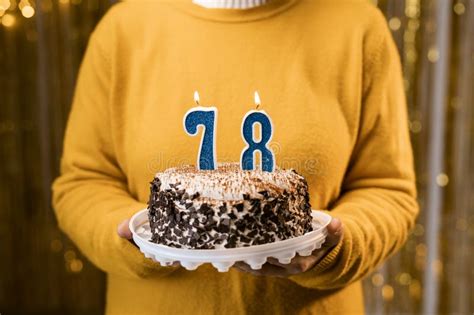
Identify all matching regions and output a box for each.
[256,103,260,110]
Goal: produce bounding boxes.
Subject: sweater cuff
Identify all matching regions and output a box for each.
[105,202,180,279]
[117,233,179,278]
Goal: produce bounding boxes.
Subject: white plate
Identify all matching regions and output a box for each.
[130,209,332,272]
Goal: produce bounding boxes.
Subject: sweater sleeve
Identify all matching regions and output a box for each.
[51,30,178,279]
[288,10,419,290]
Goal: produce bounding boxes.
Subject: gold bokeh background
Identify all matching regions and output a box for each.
[0,0,473,314]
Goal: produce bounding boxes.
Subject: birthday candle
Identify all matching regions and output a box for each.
[240,91,275,172]
[183,91,218,170]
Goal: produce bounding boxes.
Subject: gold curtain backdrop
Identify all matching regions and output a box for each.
[0,0,473,314]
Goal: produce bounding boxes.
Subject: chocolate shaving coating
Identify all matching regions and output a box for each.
[147,164,313,249]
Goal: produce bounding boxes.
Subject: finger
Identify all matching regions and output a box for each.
[285,255,320,273]
[233,262,254,273]
[233,262,246,270]
[234,262,265,275]
[233,262,290,278]
[323,217,343,248]
[311,249,331,263]
[258,263,300,277]
[117,218,133,240]
[266,257,304,274]
[265,257,307,273]
[267,257,290,268]
[233,262,261,276]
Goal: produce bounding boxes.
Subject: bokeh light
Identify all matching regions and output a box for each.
[0,0,473,314]
[21,4,34,18]
[1,12,15,26]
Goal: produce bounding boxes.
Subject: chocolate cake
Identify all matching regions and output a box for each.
[147,163,313,249]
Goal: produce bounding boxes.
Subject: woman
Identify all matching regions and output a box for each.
[52,0,419,314]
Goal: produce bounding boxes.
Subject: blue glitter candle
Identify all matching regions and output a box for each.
[240,92,275,172]
[183,91,218,170]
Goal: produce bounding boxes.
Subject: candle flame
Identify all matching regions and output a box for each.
[194,91,200,105]
[254,91,261,109]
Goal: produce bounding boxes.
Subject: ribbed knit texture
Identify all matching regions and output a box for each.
[52,1,419,314]
[193,0,267,9]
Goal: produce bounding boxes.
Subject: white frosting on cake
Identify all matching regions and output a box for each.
[156,163,303,201]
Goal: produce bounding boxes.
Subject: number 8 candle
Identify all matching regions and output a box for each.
[183,91,217,170]
[240,91,275,172]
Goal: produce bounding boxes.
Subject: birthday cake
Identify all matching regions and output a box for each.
[147,163,313,249]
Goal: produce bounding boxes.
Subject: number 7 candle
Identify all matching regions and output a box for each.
[183,91,218,170]
[240,91,275,172]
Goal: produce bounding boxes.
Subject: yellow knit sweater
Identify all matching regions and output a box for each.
[52,0,419,314]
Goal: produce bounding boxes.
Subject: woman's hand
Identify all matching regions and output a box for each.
[117,218,181,267]
[117,218,133,240]
[233,218,343,278]
[118,217,342,275]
